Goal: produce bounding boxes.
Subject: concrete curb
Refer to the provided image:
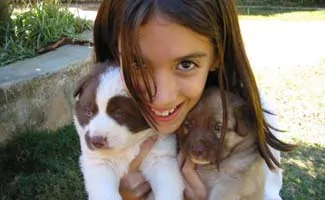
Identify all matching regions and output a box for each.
[0,32,93,143]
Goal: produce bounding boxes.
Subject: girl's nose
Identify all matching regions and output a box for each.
[152,69,178,106]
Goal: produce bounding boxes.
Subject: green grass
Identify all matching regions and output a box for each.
[0,125,324,199]
[237,0,325,8]
[0,0,92,67]
[0,125,86,200]
[281,144,325,199]
[238,7,325,20]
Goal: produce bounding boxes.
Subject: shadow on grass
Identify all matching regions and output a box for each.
[0,125,86,200]
[280,143,325,200]
[1,125,324,199]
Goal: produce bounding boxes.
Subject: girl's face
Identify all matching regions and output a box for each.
[121,15,216,135]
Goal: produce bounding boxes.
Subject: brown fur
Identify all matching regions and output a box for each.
[178,87,265,200]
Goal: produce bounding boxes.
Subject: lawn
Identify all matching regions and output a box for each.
[0,126,86,200]
[238,6,325,21]
[1,7,325,200]
[1,125,323,199]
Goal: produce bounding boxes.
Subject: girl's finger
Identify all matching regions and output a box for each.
[130,135,158,172]
[132,181,151,198]
[183,180,196,200]
[120,172,147,191]
[182,157,207,200]
[120,173,151,200]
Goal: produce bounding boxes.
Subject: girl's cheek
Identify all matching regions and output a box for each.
[179,75,207,97]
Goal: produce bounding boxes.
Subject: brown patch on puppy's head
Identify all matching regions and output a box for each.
[106,95,149,133]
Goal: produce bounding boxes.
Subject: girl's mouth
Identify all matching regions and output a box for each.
[150,103,183,122]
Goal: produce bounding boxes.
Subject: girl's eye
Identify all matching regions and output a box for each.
[132,59,147,70]
[177,60,197,71]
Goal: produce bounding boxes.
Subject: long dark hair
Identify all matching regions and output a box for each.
[93,0,296,170]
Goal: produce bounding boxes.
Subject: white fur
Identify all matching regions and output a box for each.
[74,66,184,200]
[260,91,283,200]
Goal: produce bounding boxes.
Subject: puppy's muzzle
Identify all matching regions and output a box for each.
[85,132,109,150]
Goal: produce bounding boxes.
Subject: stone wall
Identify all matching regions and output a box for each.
[0,38,93,143]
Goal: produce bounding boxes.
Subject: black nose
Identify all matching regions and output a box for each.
[191,143,206,156]
[90,136,108,148]
[85,133,108,150]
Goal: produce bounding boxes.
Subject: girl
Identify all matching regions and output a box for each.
[92,0,296,199]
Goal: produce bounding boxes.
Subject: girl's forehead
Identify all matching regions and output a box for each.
[135,16,213,62]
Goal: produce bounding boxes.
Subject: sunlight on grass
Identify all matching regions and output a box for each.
[239,9,325,21]
[281,143,325,199]
[0,125,323,200]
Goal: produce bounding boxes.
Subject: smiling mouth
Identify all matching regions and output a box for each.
[151,106,177,116]
[150,103,182,121]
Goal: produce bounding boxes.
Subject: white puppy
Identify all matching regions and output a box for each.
[73,63,184,200]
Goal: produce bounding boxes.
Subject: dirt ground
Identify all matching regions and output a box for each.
[240,20,325,146]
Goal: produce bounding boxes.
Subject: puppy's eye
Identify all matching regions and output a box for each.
[184,120,193,129]
[214,122,222,138]
[84,107,93,117]
[113,109,125,120]
[215,123,222,132]
[183,120,193,134]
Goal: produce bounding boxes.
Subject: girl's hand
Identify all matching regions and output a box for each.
[178,151,208,200]
[119,136,157,200]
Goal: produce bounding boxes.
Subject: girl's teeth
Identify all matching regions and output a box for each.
[151,107,176,116]
[161,111,169,116]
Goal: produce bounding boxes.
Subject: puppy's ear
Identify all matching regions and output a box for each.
[233,104,251,137]
[73,74,93,100]
[74,63,108,99]
[73,77,86,99]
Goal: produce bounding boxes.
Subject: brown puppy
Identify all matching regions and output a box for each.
[178,87,265,200]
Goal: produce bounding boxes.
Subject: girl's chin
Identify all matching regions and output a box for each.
[154,121,183,135]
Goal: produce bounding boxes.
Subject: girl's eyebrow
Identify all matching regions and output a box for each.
[173,52,207,63]
[141,52,208,63]
[118,51,207,63]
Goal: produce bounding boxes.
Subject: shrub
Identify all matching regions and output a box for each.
[0,0,92,67]
[0,0,13,45]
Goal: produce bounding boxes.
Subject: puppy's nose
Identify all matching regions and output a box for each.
[90,136,108,148]
[191,143,206,156]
